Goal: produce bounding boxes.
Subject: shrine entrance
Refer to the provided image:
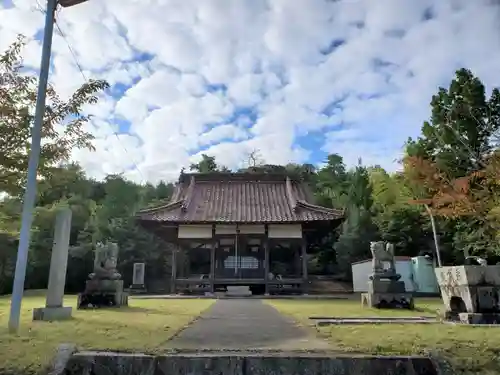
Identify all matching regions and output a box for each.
[217,236,265,280]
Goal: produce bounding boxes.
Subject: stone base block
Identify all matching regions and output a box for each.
[84,279,123,294]
[458,312,500,324]
[77,291,129,309]
[33,306,72,321]
[368,279,406,294]
[361,292,414,309]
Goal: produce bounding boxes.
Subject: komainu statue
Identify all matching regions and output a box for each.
[361,241,412,309]
[89,242,122,280]
[78,241,128,309]
[369,241,401,281]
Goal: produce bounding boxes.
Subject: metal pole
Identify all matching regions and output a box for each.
[425,204,442,268]
[8,0,58,333]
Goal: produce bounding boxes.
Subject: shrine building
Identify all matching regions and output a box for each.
[136,172,344,295]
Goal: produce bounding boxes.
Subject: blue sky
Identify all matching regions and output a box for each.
[1,0,500,183]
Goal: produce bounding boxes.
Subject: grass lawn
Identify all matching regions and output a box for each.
[267,298,500,375]
[0,293,214,373]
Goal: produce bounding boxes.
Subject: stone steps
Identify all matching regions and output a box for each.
[60,350,445,375]
[226,286,252,297]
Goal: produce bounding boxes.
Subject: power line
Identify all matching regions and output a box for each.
[32,0,147,183]
[54,20,87,82]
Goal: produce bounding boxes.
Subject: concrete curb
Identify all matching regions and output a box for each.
[131,295,350,300]
[315,319,439,326]
[63,350,451,375]
[309,316,439,326]
[48,343,77,375]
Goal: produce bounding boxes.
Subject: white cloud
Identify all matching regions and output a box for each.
[1,0,499,184]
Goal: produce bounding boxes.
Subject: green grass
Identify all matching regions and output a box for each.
[0,294,214,373]
[266,298,500,375]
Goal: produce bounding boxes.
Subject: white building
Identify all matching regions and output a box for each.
[351,255,439,294]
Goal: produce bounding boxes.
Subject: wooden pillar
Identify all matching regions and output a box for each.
[295,246,301,277]
[170,246,177,294]
[185,248,191,278]
[301,237,308,294]
[264,226,270,295]
[210,226,216,293]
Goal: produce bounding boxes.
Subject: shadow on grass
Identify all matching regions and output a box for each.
[75,306,175,315]
[413,306,440,315]
[106,306,169,314]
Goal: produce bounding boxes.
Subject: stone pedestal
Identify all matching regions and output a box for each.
[77,279,129,309]
[435,265,500,324]
[362,280,414,309]
[368,279,406,293]
[33,306,72,321]
[361,292,414,309]
[458,312,500,324]
[33,208,73,321]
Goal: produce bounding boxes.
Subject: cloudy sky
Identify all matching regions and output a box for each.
[1,0,499,184]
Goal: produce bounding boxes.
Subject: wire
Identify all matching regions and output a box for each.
[32,0,147,184]
[54,20,87,82]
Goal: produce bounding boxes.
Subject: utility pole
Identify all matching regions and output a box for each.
[8,0,91,333]
[424,204,442,268]
[8,0,58,333]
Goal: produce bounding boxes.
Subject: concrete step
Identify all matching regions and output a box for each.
[63,350,446,375]
[226,286,252,297]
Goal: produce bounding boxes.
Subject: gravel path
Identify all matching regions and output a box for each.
[166,299,331,350]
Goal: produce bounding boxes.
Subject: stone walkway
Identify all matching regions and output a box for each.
[166,299,331,350]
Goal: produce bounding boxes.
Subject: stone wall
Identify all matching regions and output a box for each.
[60,351,448,375]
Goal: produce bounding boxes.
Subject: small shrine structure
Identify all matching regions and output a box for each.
[136,172,344,295]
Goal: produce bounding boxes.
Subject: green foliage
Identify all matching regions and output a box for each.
[406,68,500,177]
[0,163,176,294]
[0,42,498,294]
[189,154,221,173]
[0,36,110,196]
[405,68,500,261]
[329,162,378,277]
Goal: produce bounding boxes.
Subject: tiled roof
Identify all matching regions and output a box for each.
[137,172,344,224]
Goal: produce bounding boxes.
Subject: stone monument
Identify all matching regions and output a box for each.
[361,241,414,309]
[129,262,147,294]
[33,207,73,321]
[435,265,500,324]
[77,242,129,309]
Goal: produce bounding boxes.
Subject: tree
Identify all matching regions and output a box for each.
[404,154,500,259]
[406,68,500,178]
[155,181,174,200]
[315,154,350,209]
[190,154,220,173]
[0,198,21,293]
[0,35,109,195]
[368,167,432,256]
[404,68,500,262]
